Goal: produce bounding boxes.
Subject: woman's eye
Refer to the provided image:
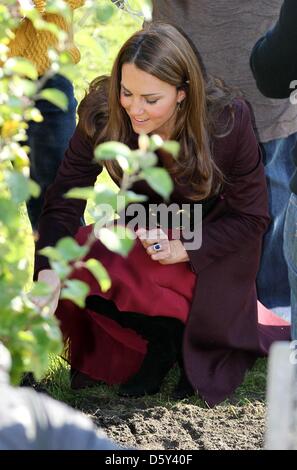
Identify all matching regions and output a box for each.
[122,91,132,97]
[146,99,158,105]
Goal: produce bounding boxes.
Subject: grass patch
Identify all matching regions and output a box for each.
[40,354,267,412]
[233,358,267,404]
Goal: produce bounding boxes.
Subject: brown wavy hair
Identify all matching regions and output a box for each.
[78,22,237,201]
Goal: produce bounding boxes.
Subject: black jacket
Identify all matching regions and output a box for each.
[250,0,297,194]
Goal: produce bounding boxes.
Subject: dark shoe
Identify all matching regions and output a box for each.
[118,342,176,397]
[70,368,103,390]
[118,316,183,397]
[87,296,185,397]
[172,367,194,400]
[20,372,37,387]
[20,372,49,394]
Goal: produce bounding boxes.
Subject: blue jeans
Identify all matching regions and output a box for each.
[284,193,297,339]
[26,74,77,230]
[256,132,297,309]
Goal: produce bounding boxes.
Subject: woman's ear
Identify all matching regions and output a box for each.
[177,89,186,104]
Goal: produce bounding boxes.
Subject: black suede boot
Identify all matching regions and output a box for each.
[118,315,183,397]
[172,365,195,400]
[70,368,103,390]
[20,372,48,394]
[86,295,184,397]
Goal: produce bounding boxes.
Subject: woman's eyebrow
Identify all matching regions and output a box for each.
[121,83,163,97]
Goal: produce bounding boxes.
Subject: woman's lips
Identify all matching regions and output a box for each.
[131,117,149,125]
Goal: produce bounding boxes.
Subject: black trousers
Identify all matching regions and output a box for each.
[86,295,184,348]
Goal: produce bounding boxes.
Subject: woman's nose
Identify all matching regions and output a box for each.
[130,99,144,116]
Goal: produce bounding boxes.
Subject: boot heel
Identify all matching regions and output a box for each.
[172,366,195,400]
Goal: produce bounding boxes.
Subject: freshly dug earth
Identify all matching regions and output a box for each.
[86,399,265,450]
[47,358,267,450]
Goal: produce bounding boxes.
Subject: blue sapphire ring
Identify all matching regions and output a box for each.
[153,243,162,252]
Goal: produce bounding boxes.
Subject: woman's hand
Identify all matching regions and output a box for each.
[136,227,189,265]
[32,269,61,316]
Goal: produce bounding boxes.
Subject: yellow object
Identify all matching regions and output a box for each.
[8,0,84,76]
[1,120,20,139]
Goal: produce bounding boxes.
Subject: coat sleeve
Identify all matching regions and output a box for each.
[186,101,270,274]
[250,0,297,99]
[34,127,102,277]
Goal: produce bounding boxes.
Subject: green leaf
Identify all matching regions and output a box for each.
[45,0,70,17]
[141,168,173,201]
[125,191,148,204]
[149,134,163,151]
[28,179,40,198]
[38,246,61,261]
[61,279,90,308]
[30,281,52,298]
[65,187,94,201]
[33,18,63,38]
[137,151,158,169]
[138,134,150,152]
[161,140,180,159]
[93,186,120,211]
[84,258,111,292]
[5,58,38,80]
[98,226,135,257]
[24,107,43,123]
[95,3,115,23]
[17,330,35,344]
[56,237,89,262]
[6,171,30,203]
[95,141,131,161]
[66,186,119,214]
[92,204,115,227]
[51,260,72,280]
[76,31,103,51]
[116,155,131,173]
[0,199,17,224]
[37,89,68,111]
[16,78,37,97]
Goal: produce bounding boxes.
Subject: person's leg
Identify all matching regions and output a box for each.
[26,74,77,231]
[257,132,297,312]
[284,193,297,340]
[118,314,183,397]
[86,295,184,396]
[171,348,194,400]
[20,372,49,394]
[70,368,103,390]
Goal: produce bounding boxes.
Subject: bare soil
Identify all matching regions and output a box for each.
[47,358,267,450]
[83,398,266,450]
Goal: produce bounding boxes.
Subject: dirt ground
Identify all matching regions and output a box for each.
[47,357,267,450]
[84,398,266,450]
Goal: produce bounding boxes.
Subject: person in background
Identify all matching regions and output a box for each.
[151,0,297,321]
[33,22,290,407]
[0,343,121,450]
[8,0,84,231]
[250,0,297,340]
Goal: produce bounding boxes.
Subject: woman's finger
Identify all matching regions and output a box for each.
[151,251,171,261]
[136,227,169,249]
[146,240,170,255]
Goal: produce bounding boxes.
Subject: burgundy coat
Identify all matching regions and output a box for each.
[35,99,290,406]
